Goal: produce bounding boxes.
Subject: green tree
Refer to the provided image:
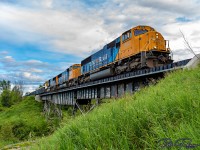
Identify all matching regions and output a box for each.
[0,80,23,107]
[13,80,24,96]
[0,89,11,107]
[10,86,23,104]
[0,80,11,91]
[0,80,12,107]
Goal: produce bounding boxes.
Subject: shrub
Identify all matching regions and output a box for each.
[12,120,31,141]
[10,91,23,104]
[0,90,23,107]
[0,123,17,142]
[0,90,11,107]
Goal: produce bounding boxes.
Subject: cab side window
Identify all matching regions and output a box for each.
[122,30,132,42]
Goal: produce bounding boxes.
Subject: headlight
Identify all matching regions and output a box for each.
[156,33,158,38]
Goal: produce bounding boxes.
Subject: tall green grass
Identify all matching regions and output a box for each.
[0,96,58,148]
[33,67,199,149]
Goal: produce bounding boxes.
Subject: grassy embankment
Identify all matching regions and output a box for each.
[0,96,60,148]
[32,66,200,149]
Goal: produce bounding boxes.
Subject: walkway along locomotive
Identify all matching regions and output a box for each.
[41,25,173,92]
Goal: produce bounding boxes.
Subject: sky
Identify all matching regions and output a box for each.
[0,0,200,93]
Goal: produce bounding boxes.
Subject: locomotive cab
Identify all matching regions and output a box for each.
[117,25,172,69]
[69,64,81,80]
[133,26,171,53]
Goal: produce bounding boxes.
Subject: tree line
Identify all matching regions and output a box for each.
[0,80,24,107]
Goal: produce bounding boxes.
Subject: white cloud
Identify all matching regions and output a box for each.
[0,50,8,55]
[0,56,48,83]
[0,0,200,59]
[25,59,48,67]
[29,68,43,73]
[23,72,31,78]
[42,0,53,8]
[23,84,41,94]
[4,55,15,62]
[0,4,109,56]
[160,20,200,60]
[137,0,199,16]
[23,72,43,81]
[0,55,17,67]
[0,74,7,79]
[0,56,49,69]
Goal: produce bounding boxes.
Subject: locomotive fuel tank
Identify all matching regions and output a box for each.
[90,68,114,81]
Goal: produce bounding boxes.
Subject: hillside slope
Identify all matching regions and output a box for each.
[33,66,200,149]
[0,96,57,148]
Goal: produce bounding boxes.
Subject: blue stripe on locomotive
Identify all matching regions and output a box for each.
[81,37,120,74]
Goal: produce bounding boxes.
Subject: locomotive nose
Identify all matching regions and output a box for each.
[154,32,167,51]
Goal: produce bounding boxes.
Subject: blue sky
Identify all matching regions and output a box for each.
[0,0,200,93]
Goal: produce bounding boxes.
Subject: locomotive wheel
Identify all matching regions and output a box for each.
[115,68,122,75]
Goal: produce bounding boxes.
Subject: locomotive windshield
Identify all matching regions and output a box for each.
[134,29,148,36]
[73,65,80,69]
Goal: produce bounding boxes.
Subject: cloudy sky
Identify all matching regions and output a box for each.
[0,0,200,93]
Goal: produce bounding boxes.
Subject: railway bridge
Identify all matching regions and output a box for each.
[34,55,199,117]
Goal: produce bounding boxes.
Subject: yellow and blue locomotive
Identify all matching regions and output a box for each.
[80,25,172,82]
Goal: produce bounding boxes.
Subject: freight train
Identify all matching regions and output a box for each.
[35,25,173,93]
